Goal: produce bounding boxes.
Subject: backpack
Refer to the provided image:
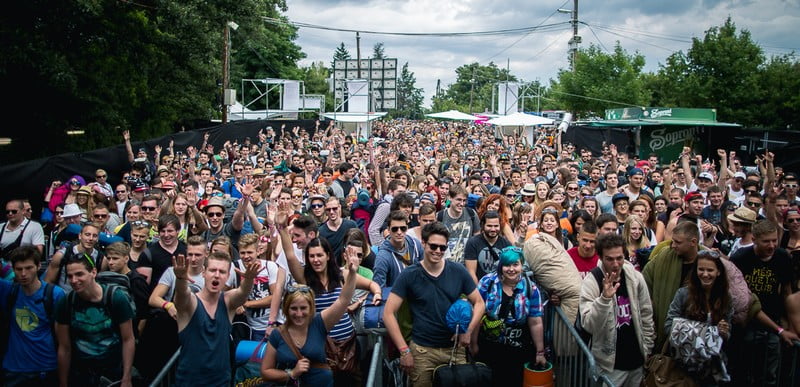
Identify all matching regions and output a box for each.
[95,271,136,317]
[575,266,604,345]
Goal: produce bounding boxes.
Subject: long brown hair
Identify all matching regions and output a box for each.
[684,251,731,324]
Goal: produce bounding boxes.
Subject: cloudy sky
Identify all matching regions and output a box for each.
[284,0,799,108]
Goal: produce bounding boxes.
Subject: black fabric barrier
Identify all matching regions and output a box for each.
[0,119,325,217]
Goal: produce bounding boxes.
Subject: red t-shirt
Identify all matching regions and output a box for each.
[567,247,599,279]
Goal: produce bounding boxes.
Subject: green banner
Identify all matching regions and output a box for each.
[605,107,718,122]
[639,126,707,161]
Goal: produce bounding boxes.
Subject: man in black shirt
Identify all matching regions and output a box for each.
[464,211,511,283]
[139,214,186,291]
[732,219,799,386]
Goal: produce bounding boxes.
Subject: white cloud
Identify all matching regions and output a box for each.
[284,0,800,109]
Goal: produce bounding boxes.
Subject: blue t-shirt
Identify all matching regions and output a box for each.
[391,261,477,348]
[268,314,332,386]
[0,280,65,372]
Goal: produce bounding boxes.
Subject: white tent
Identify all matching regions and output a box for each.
[321,112,387,123]
[425,110,479,121]
[228,103,282,120]
[487,112,554,126]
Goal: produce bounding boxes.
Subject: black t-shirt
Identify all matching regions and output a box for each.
[732,246,792,322]
[680,261,693,287]
[141,241,187,291]
[318,219,358,266]
[391,261,476,348]
[464,235,512,280]
[613,273,644,370]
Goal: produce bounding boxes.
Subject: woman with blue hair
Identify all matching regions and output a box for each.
[472,246,547,386]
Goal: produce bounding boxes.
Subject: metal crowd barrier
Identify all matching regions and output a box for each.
[547,304,615,387]
[148,348,181,387]
[365,335,384,387]
[783,340,800,387]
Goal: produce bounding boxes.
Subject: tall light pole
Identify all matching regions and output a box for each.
[222,21,238,123]
[558,1,580,72]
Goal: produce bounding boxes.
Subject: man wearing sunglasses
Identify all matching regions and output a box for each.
[1,199,45,259]
[781,172,800,202]
[202,186,249,245]
[374,210,424,288]
[317,196,358,261]
[383,222,485,386]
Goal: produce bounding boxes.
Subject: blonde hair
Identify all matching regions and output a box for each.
[622,215,650,253]
[282,286,316,327]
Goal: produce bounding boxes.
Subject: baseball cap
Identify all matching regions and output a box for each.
[612,193,629,204]
[635,160,649,169]
[684,191,704,203]
[629,168,644,177]
[133,181,149,192]
[698,172,714,181]
[733,171,746,180]
[782,172,798,182]
[419,192,436,204]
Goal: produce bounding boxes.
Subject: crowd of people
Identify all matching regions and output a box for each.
[1,118,800,387]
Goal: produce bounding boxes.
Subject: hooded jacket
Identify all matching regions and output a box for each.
[373,235,423,287]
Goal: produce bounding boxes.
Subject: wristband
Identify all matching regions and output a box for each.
[165,302,175,311]
[777,327,785,335]
[399,347,411,357]
[161,301,170,309]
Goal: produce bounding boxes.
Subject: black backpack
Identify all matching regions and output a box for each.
[95,271,136,317]
[575,266,604,345]
[57,244,105,288]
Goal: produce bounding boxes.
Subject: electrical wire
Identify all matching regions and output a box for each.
[483,0,572,62]
[589,24,677,53]
[547,89,638,107]
[263,16,571,37]
[584,23,609,52]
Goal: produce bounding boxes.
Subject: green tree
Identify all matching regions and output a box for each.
[331,42,351,69]
[395,62,424,119]
[0,0,304,163]
[756,55,800,130]
[432,62,517,113]
[650,18,765,126]
[302,61,334,112]
[549,42,649,117]
[372,42,386,59]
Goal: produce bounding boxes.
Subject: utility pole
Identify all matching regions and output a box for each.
[356,32,361,74]
[571,0,579,72]
[222,24,230,123]
[468,68,476,114]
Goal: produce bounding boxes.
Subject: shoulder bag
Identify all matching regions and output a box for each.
[643,340,697,387]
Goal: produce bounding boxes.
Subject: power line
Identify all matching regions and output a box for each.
[548,89,638,107]
[263,16,571,37]
[483,0,572,62]
[590,24,677,53]
[584,23,609,52]
[522,30,571,61]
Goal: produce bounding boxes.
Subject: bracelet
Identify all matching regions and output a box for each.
[536,350,545,355]
[777,327,785,335]
[161,301,170,309]
[165,302,175,311]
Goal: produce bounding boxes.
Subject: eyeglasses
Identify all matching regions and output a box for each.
[141,206,157,212]
[325,207,340,213]
[390,226,408,233]
[93,213,109,219]
[746,202,762,208]
[786,218,800,224]
[207,212,224,218]
[310,203,324,209]
[427,243,448,252]
[6,209,18,215]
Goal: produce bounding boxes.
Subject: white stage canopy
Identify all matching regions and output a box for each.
[322,112,387,123]
[487,112,554,126]
[425,110,479,121]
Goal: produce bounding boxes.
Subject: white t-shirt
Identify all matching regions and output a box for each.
[241,259,279,331]
[158,267,205,301]
[0,219,45,251]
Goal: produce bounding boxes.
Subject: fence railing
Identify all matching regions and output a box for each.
[365,335,384,387]
[148,348,180,387]
[547,304,615,387]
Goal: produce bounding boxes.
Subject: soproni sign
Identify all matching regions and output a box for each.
[648,127,703,151]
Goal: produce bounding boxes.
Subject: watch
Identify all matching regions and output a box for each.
[285,368,295,381]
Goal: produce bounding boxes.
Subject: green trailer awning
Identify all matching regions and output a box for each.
[583,119,740,127]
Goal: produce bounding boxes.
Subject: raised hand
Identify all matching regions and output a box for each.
[717,149,726,159]
[155,145,162,154]
[602,271,621,299]
[173,254,189,280]
[275,202,290,227]
[122,130,131,142]
[235,259,263,281]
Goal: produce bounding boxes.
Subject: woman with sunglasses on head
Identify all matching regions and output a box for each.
[46,175,85,213]
[472,246,546,387]
[536,206,572,250]
[664,250,733,385]
[260,249,360,387]
[275,203,381,385]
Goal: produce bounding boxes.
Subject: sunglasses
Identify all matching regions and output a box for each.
[541,208,559,215]
[212,193,224,197]
[567,187,579,191]
[292,195,303,199]
[287,285,312,294]
[141,206,157,212]
[96,175,106,178]
[325,207,340,213]
[207,212,224,218]
[310,203,324,209]
[116,190,127,194]
[785,183,798,189]
[697,250,721,259]
[786,218,800,224]
[746,202,762,208]
[6,209,19,215]
[234,169,243,172]
[70,181,81,185]
[93,214,109,219]
[55,211,64,215]
[390,226,408,233]
[506,194,517,199]
[130,220,151,228]
[427,243,448,252]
